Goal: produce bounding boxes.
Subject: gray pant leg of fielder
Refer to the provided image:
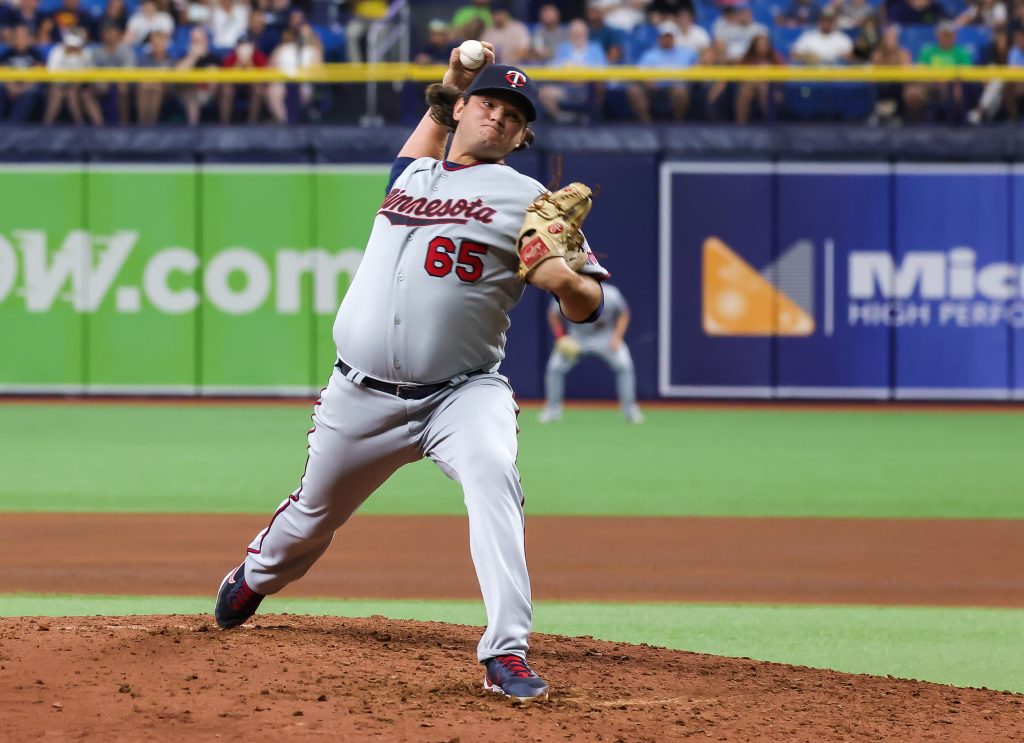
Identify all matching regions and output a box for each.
[596,343,638,415]
[421,375,530,662]
[544,349,576,413]
[245,369,420,595]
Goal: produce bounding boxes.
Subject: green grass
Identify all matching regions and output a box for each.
[2,403,1023,517]
[2,594,1022,693]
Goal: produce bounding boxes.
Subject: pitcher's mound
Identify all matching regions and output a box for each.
[1,614,1021,741]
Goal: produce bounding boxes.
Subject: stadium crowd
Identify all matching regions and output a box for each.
[0,0,355,123]
[420,0,1024,124]
[1,0,1023,124]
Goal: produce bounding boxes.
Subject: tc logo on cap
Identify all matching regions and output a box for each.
[505,70,527,88]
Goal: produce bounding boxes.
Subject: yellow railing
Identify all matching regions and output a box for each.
[3,63,1024,84]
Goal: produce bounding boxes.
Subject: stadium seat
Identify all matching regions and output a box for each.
[901,24,936,60]
[624,22,658,64]
[834,83,877,120]
[600,86,637,121]
[80,0,106,15]
[955,25,991,63]
[171,24,193,58]
[313,23,346,62]
[780,81,875,120]
[749,0,782,27]
[781,83,828,119]
[695,5,720,26]
[771,26,804,58]
[937,0,968,15]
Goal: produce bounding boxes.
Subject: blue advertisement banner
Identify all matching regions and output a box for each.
[661,164,774,396]
[661,162,1023,399]
[892,165,1011,398]
[775,165,891,396]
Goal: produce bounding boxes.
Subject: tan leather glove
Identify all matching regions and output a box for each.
[516,182,594,280]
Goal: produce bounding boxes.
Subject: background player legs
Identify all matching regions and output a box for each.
[595,343,642,423]
[421,376,532,661]
[244,369,421,595]
[540,350,576,422]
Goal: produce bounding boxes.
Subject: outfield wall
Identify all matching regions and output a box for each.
[1,126,1022,400]
[661,162,1024,400]
[0,165,386,395]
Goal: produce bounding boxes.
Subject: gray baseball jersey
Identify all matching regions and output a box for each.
[333,157,549,384]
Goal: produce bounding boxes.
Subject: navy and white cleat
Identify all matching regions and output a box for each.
[483,655,549,702]
[214,562,264,629]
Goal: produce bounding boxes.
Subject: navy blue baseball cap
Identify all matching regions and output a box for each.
[463,64,538,122]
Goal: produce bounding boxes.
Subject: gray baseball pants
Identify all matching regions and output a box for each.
[545,341,638,415]
[243,365,531,662]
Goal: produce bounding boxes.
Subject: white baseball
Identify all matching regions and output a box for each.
[458,40,485,70]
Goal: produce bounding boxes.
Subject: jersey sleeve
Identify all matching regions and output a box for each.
[386,157,417,193]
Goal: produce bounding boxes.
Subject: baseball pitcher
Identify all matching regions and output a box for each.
[214,43,610,703]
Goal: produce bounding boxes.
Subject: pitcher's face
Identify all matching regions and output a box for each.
[452,93,528,162]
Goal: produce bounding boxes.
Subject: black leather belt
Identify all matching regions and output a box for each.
[335,359,487,400]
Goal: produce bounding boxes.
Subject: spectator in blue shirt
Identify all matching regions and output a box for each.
[627,21,697,122]
[537,18,608,122]
[551,19,608,68]
[1010,27,1024,65]
[0,23,45,121]
[2,0,48,45]
[584,2,624,63]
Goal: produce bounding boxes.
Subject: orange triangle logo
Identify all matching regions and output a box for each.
[702,237,815,336]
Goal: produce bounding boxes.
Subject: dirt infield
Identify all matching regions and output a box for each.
[4,513,1024,606]
[5,513,1024,740]
[2,614,1022,742]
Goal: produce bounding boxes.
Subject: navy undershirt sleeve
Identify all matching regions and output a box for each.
[386,157,416,193]
[554,283,604,324]
[581,288,605,324]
